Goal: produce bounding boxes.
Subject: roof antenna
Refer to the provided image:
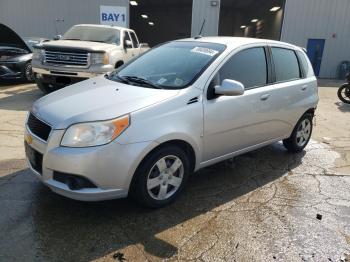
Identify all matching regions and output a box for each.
[195,19,206,39]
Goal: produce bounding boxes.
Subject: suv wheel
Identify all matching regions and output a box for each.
[35,79,52,94]
[130,146,190,208]
[23,62,34,82]
[283,113,313,153]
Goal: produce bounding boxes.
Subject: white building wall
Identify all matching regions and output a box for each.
[0,0,129,39]
[191,0,220,37]
[281,0,350,78]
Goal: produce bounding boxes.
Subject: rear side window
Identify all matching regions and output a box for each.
[271,47,300,82]
[130,32,139,48]
[218,47,267,89]
[297,50,312,77]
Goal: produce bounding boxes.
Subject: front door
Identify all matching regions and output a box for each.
[306,39,325,76]
[203,46,278,161]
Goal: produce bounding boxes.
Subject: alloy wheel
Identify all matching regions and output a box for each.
[296,119,311,147]
[146,155,184,200]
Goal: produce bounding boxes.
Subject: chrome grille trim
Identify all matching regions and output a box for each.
[44,50,90,68]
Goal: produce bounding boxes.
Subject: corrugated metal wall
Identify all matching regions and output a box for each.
[0,0,129,39]
[191,0,220,37]
[281,0,350,78]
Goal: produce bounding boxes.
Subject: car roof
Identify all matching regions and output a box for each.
[74,24,128,31]
[178,36,298,50]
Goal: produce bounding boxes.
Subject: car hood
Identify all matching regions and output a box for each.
[0,24,31,52]
[42,40,118,52]
[32,76,180,129]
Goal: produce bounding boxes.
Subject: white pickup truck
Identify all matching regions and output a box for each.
[32,24,149,93]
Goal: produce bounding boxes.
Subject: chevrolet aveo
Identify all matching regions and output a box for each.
[25,37,318,208]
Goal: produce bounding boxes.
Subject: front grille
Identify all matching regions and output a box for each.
[25,142,43,174]
[44,50,89,67]
[27,113,52,141]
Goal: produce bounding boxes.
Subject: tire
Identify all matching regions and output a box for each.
[23,62,34,82]
[283,113,313,153]
[130,146,190,208]
[337,84,350,104]
[35,79,52,94]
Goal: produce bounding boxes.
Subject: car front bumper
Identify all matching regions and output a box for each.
[0,61,25,80]
[24,124,157,201]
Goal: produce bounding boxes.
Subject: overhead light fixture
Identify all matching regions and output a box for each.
[130,1,138,6]
[141,14,148,19]
[240,25,246,29]
[148,22,154,26]
[251,19,258,23]
[270,6,280,12]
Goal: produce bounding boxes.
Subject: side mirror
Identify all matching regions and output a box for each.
[124,40,133,49]
[53,35,62,40]
[215,79,245,96]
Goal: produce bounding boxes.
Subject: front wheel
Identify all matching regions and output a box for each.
[337,84,350,104]
[130,146,190,208]
[23,62,34,82]
[283,114,313,153]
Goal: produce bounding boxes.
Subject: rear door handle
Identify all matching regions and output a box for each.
[301,85,308,91]
[260,94,270,101]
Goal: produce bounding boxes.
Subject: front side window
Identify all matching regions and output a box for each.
[271,47,300,82]
[62,26,120,45]
[108,41,226,89]
[217,47,267,89]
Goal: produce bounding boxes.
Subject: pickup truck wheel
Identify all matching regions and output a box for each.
[35,80,52,94]
[130,146,190,208]
[283,113,313,153]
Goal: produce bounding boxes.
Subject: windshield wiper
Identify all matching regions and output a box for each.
[122,75,162,89]
[63,38,81,41]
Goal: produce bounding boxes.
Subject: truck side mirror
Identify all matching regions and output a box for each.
[124,40,133,49]
[53,35,62,40]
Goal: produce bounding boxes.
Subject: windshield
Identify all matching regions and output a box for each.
[109,41,225,89]
[62,26,120,45]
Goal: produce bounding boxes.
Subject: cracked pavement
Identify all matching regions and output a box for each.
[0,81,349,261]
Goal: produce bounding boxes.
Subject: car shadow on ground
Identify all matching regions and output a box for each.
[335,102,350,113]
[0,88,42,111]
[0,142,306,261]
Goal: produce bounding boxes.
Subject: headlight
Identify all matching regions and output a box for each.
[32,48,45,61]
[61,115,130,147]
[91,52,109,65]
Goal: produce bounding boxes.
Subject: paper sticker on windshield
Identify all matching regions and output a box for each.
[157,78,167,85]
[191,47,219,57]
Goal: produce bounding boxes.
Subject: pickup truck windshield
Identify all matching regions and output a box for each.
[62,26,120,45]
[110,41,226,89]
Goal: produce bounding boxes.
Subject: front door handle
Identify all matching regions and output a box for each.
[301,85,308,91]
[260,94,270,101]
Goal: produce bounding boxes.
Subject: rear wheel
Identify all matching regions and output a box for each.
[130,146,190,208]
[283,113,313,153]
[337,84,350,104]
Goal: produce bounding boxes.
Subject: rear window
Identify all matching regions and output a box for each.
[271,47,300,82]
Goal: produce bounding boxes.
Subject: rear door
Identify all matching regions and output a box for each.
[269,46,312,137]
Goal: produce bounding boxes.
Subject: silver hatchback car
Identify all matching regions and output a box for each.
[25,37,318,207]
